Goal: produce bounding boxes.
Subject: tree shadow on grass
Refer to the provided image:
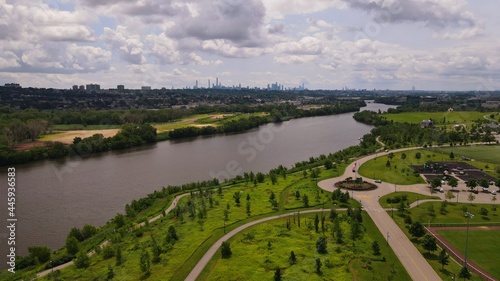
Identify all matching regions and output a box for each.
[423,252,438,261]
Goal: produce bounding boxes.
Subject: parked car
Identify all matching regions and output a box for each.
[491,190,497,195]
[375,179,382,183]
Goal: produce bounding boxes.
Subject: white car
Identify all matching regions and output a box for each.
[375,179,382,183]
[492,190,497,195]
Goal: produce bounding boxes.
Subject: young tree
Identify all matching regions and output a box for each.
[246,194,250,201]
[139,251,151,274]
[466,179,477,191]
[221,241,232,258]
[107,265,115,280]
[75,251,90,269]
[415,152,421,160]
[372,241,381,256]
[459,266,472,280]
[480,207,489,218]
[350,219,362,240]
[295,190,300,200]
[421,234,438,253]
[270,172,278,185]
[445,191,456,201]
[233,192,241,206]
[28,245,51,264]
[467,193,476,204]
[408,221,426,239]
[66,236,80,255]
[448,177,458,190]
[386,160,391,168]
[314,214,319,233]
[246,201,251,216]
[316,237,328,254]
[438,249,449,269]
[274,267,282,281]
[329,209,338,221]
[115,247,122,266]
[449,152,454,159]
[151,237,161,264]
[302,194,309,207]
[315,258,322,274]
[114,213,126,228]
[289,251,297,265]
[401,153,407,161]
[166,225,179,244]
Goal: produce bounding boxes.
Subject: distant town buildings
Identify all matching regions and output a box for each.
[72,85,78,91]
[117,85,125,91]
[420,120,434,128]
[141,86,152,91]
[86,84,100,91]
[4,83,21,88]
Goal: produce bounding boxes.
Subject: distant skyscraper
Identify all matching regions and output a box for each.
[412,85,416,91]
[72,85,78,90]
[79,85,85,90]
[208,79,211,89]
[141,86,152,91]
[216,77,219,88]
[117,85,125,91]
[86,84,100,91]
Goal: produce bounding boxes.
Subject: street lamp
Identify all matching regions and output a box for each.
[464,212,474,268]
[386,232,390,245]
[416,197,419,207]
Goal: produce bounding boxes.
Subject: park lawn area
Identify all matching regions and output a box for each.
[199,212,410,281]
[39,168,361,281]
[388,202,498,281]
[428,145,500,165]
[436,229,500,279]
[381,111,490,126]
[379,192,440,208]
[358,150,429,185]
[405,201,499,225]
[51,124,121,130]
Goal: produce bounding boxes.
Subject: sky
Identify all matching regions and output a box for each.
[0,0,499,91]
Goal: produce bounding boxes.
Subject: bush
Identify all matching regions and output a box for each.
[102,245,115,260]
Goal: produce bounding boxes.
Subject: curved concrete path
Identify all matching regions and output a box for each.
[185,209,331,281]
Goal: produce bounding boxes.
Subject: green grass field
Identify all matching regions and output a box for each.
[428,145,500,165]
[382,111,492,126]
[359,148,499,185]
[437,229,500,279]
[388,201,500,280]
[379,192,440,208]
[358,150,429,185]
[51,124,121,130]
[199,212,411,281]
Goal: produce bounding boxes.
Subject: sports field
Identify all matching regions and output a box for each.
[382,112,492,126]
[429,145,500,164]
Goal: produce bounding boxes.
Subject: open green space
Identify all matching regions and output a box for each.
[427,145,500,165]
[358,150,428,185]
[199,212,410,281]
[51,124,121,130]
[388,201,499,280]
[27,166,358,281]
[379,192,440,208]
[382,111,491,126]
[359,148,499,185]
[437,229,500,279]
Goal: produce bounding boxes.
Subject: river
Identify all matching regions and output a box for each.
[0,102,394,263]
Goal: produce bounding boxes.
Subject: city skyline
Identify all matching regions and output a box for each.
[0,0,499,91]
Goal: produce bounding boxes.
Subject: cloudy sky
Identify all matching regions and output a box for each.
[1,0,499,90]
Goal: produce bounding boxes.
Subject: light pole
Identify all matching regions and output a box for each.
[416,197,419,207]
[386,232,390,245]
[464,212,474,268]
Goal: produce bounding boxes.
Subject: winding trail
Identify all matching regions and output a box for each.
[36,194,189,278]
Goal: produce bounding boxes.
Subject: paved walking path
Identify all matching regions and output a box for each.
[36,194,189,278]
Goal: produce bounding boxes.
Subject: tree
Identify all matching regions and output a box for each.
[295,190,300,200]
[431,177,442,189]
[466,179,477,191]
[151,236,161,264]
[445,191,456,201]
[401,153,406,161]
[107,265,115,280]
[246,194,250,201]
[315,258,322,274]
[449,151,454,159]
[246,201,251,216]
[467,193,476,203]
[302,194,309,207]
[421,234,438,253]
[350,219,362,240]
[314,214,320,233]
[139,251,151,274]
[388,152,394,159]
[289,251,297,265]
[166,225,179,244]
[75,251,90,269]
[256,172,265,183]
[438,249,449,269]
[372,241,381,256]
[329,209,338,221]
[115,247,122,266]
[221,241,232,258]
[448,177,458,190]
[408,221,425,239]
[233,192,241,206]
[114,213,126,228]
[386,160,391,168]
[480,207,488,218]
[66,236,80,255]
[479,179,489,190]
[415,152,421,160]
[270,172,278,185]
[459,266,472,280]
[316,237,328,254]
[274,267,282,281]
[28,245,51,264]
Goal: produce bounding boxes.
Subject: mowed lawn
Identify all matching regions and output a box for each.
[381,111,490,125]
[437,229,500,279]
[430,145,500,164]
